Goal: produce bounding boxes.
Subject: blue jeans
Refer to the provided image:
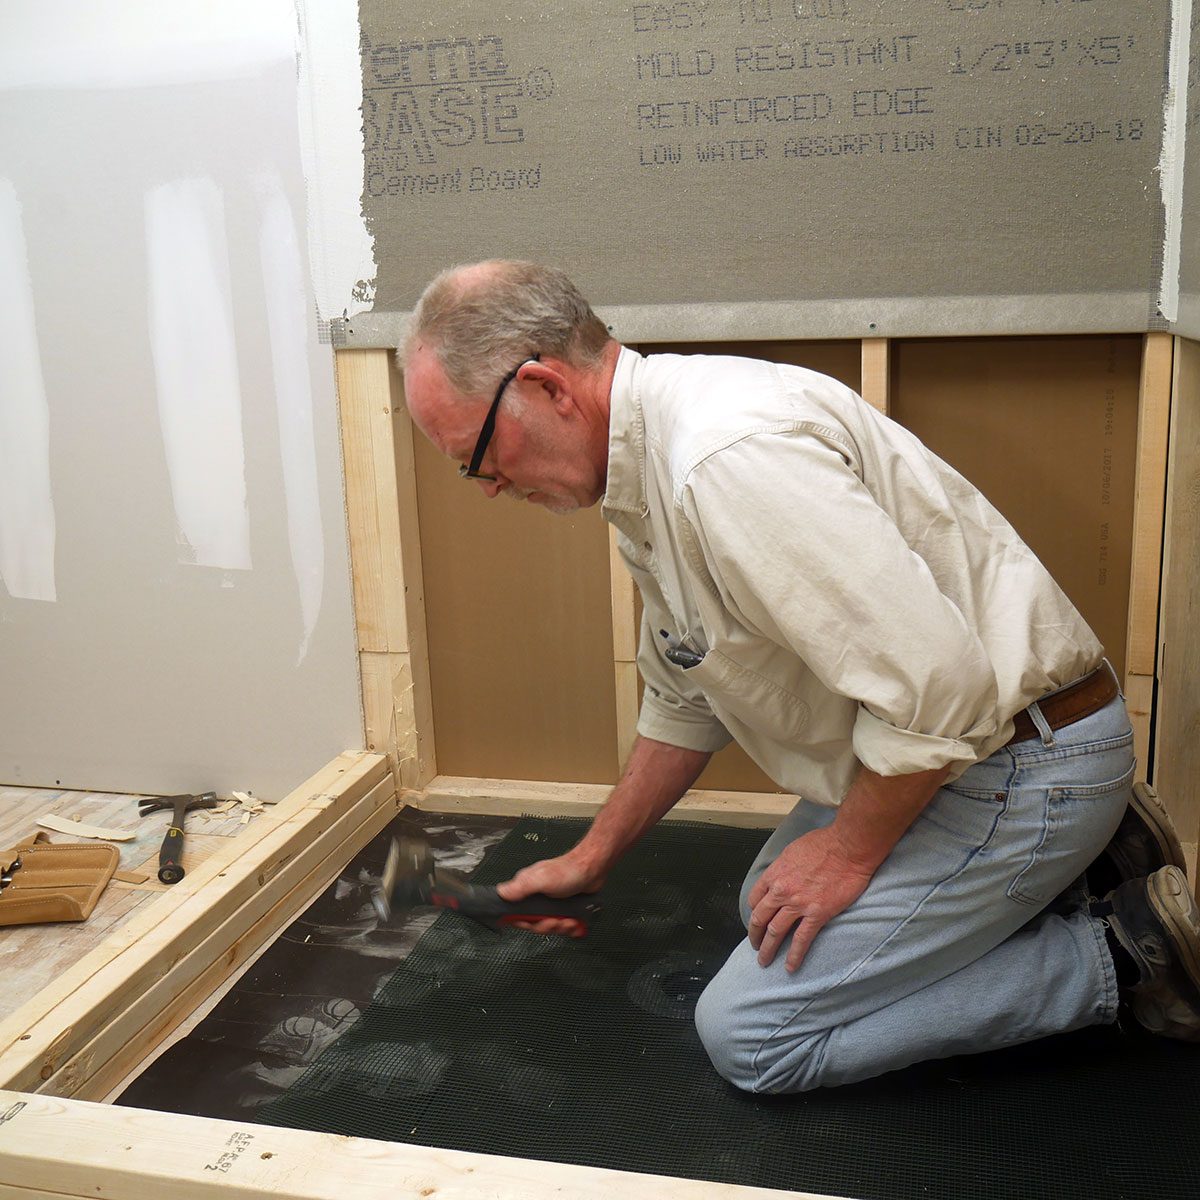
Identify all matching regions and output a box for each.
[694,691,1135,1092]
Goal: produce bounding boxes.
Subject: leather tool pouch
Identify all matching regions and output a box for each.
[0,832,119,926]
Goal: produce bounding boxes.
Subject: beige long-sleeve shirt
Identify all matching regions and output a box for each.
[601,348,1103,807]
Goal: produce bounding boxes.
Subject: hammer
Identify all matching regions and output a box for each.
[372,834,603,936]
[137,792,219,884]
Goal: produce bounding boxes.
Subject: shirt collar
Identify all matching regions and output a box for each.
[602,346,648,517]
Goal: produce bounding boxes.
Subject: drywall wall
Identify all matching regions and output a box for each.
[0,3,363,798]
[328,0,1176,345]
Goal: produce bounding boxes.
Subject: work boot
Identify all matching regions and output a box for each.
[1090,782,1187,897]
[1098,866,1200,1041]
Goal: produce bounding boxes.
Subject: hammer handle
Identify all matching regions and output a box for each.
[157,796,191,884]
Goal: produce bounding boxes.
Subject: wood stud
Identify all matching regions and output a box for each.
[860,337,891,415]
[609,526,641,770]
[1153,338,1200,889]
[336,350,436,790]
[1124,333,1174,782]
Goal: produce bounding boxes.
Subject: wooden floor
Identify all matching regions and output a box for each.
[0,786,263,1023]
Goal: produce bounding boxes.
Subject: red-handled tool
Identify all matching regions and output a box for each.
[372,835,602,937]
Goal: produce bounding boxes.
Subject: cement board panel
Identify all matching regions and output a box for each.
[357,0,1169,331]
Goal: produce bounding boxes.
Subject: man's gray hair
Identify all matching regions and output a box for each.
[399,260,611,396]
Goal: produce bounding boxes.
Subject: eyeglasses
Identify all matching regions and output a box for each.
[458,354,540,481]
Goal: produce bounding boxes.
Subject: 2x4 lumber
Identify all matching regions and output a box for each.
[860,338,891,414]
[417,775,792,829]
[1154,337,1200,876]
[336,351,407,654]
[1125,333,1173,678]
[51,775,397,1102]
[336,348,436,788]
[0,753,389,1095]
[0,1090,829,1200]
[1124,673,1155,787]
[1122,332,1173,782]
[609,525,640,767]
[608,526,638,662]
[614,660,641,770]
[390,365,437,787]
[361,649,432,791]
[0,754,380,1051]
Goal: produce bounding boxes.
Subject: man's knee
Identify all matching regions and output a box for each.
[737,868,764,928]
[694,976,756,1090]
[694,970,826,1094]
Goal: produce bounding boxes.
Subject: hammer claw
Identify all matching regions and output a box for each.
[138,792,219,884]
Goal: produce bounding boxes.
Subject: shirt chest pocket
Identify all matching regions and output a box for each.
[684,649,811,744]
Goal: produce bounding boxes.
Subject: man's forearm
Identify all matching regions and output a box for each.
[570,735,712,877]
[829,763,951,872]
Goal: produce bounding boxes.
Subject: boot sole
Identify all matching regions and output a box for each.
[1110,782,1188,880]
[1147,865,1200,994]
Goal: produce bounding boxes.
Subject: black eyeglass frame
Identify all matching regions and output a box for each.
[458,354,541,481]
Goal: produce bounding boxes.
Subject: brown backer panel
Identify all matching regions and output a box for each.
[640,341,864,390]
[637,342,863,794]
[1155,338,1200,852]
[891,336,1141,681]
[413,434,619,784]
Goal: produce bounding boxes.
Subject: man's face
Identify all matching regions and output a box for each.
[404,343,603,514]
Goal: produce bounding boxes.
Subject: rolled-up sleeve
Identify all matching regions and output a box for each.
[682,430,999,776]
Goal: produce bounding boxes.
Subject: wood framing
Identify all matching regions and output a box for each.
[609,525,640,769]
[336,350,436,791]
[0,752,391,1100]
[0,788,257,1024]
[1155,337,1200,886]
[0,1089,826,1200]
[1123,333,1173,781]
[860,338,891,414]
[417,775,792,828]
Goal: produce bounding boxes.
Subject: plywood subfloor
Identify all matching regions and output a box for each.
[0,786,264,1022]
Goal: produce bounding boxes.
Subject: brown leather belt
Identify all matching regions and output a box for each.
[1006,663,1119,746]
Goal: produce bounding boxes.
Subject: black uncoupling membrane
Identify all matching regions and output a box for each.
[245,817,1200,1200]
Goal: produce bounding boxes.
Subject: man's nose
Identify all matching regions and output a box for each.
[475,476,506,499]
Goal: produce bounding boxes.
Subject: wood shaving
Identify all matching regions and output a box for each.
[37,814,136,842]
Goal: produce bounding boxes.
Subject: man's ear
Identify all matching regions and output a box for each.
[519,359,574,415]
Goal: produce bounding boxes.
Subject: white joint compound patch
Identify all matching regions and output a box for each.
[256,171,325,664]
[0,178,57,602]
[296,0,377,323]
[145,177,251,571]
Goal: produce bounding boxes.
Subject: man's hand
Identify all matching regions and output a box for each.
[745,827,876,972]
[496,852,605,937]
[492,737,712,937]
[746,763,950,971]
